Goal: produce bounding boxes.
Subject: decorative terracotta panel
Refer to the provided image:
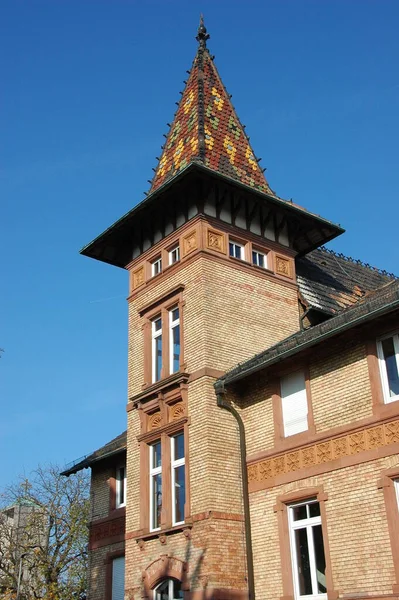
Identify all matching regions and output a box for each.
[148,412,162,430]
[182,230,198,257]
[248,417,399,487]
[206,229,226,254]
[90,517,125,544]
[170,401,185,421]
[275,256,292,278]
[132,266,145,289]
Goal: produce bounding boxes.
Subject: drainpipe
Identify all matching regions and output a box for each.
[214,380,255,600]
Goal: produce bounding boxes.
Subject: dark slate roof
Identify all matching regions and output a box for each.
[297,247,397,316]
[61,431,127,476]
[218,279,399,388]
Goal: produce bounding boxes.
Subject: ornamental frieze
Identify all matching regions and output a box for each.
[248,418,399,488]
[89,516,125,545]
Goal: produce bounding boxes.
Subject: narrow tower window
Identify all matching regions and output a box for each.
[115,464,126,508]
[171,433,185,525]
[152,317,163,383]
[151,257,162,277]
[377,333,399,403]
[149,441,162,531]
[169,307,180,374]
[229,240,244,260]
[252,250,267,269]
[169,245,180,265]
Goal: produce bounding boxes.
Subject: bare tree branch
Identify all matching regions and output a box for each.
[0,464,89,600]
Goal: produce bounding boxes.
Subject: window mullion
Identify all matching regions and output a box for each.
[161,307,168,379]
[169,312,174,375]
[307,523,318,595]
[171,463,176,525]
[288,509,301,599]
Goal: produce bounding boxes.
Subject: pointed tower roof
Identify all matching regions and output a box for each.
[80,19,344,268]
[150,17,273,195]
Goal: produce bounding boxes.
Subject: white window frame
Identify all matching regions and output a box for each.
[149,442,162,532]
[169,245,180,265]
[169,307,180,375]
[171,433,185,526]
[229,240,244,260]
[152,316,162,383]
[252,249,267,269]
[154,578,182,600]
[288,499,327,600]
[377,332,399,404]
[115,464,126,508]
[281,371,308,437]
[151,257,162,277]
[395,479,399,509]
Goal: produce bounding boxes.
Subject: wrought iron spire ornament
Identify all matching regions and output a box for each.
[196,14,209,48]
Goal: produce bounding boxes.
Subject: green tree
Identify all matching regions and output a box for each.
[0,465,89,600]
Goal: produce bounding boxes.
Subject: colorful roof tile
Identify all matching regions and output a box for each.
[149,18,273,195]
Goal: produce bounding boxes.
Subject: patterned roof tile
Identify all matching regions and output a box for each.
[150,18,272,195]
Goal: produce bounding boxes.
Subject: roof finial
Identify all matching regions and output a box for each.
[196,14,209,48]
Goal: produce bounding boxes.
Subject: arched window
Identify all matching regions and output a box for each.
[153,578,184,600]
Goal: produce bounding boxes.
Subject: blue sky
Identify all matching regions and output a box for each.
[1,0,398,489]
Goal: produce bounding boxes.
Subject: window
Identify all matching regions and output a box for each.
[111,556,125,600]
[145,431,187,532]
[288,499,326,599]
[377,333,399,403]
[395,479,399,509]
[149,441,162,531]
[171,433,185,525]
[115,464,126,508]
[281,371,308,437]
[169,308,180,374]
[152,257,162,277]
[152,317,163,383]
[252,249,267,268]
[154,579,183,600]
[229,240,244,260]
[169,246,180,265]
[142,290,184,387]
[150,307,182,384]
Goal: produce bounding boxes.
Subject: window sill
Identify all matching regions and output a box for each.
[373,398,399,419]
[130,372,190,405]
[91,506,126,526]
[134,521,193,545]
[274,426,316,452]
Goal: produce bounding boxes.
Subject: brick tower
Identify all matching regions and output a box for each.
[78,18,343,600]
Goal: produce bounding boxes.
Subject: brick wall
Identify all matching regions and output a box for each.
[124,239,301,597]
[249,455,399,599]
[128,253,299,398]
[310,337,373,432]
[91,463,113,520]
[88,541,125,600]
[125,516,248,597]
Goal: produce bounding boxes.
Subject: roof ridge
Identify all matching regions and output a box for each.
[319,246,398,279]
